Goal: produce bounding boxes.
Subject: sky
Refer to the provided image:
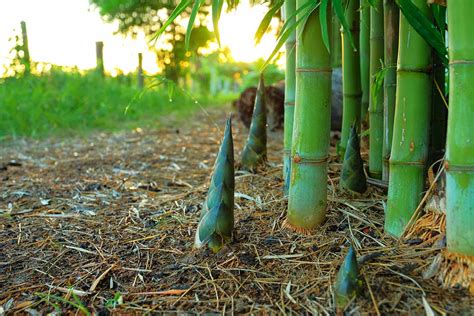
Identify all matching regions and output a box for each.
[0,0,279,76]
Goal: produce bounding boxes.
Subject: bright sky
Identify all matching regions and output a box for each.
[0,0,279,76]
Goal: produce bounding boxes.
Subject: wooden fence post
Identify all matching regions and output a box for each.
[138,53,144,89]
[95,41,104,76]
[20,21,31,74]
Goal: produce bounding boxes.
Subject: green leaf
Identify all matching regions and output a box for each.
[261,1,319,69]
[150,0,192,44]
[255,0,284,44]
[431,4,446,35]
[371,63,388,108]
[333,0,355,51]
[185,0,205,51]
[279,0,318,39]
[319,0,330,52]
[396,0,448,64]
[212,0,225,46]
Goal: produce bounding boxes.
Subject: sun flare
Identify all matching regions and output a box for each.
[0,0,280,76]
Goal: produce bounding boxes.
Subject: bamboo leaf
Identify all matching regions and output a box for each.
[431,4,446,35]
[319,0,330,52]
[396,0,448,64]
[370,64,388,108]
[279,0,317,37]
[212,0,225,46]
[255,0,284,44]
[150,0,192,44]
[185,0,205,51]
[261,2,319,69]
[333,0,355,50]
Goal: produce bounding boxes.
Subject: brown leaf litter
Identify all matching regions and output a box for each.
[0,108,472,314]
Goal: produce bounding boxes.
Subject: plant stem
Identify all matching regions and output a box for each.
[287,2,331,232]
[446,0,474,255]
[385,0,432,237]
[283,0,296,195]
[382,0,399,181]
[340,0,362,157]
[368,1,384,179]
[360,0,370,126]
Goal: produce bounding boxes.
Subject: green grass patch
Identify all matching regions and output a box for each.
[0,69,235,139]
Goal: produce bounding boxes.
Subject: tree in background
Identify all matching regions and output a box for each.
[89,0,214,82]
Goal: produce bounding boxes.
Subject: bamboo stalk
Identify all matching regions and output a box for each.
[339,0,362,158]
[368,1,384,179]
[446,0,474,256]
[286,2,331,232]
[382,0,399,181]
[360,0,370,125]
[385,0,432,237]
[331,9,342,69]
[283,0,296,195]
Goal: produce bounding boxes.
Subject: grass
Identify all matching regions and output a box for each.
[0,68,235,139]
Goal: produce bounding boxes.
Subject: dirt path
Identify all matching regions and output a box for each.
[0,108,471,314]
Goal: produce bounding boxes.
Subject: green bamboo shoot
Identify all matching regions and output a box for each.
[382,0,399,181]
[195,117,234,252]
[341,125,367,194]
[286,3,331,232]
[283,0,296,195]
[368,1,384,179]
[446,0,474,256]
[385,0,432,237]
[334,246,362,309]
[241,75,267,171]
[339,0,361,158]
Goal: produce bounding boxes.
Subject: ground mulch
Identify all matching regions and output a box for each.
[1,107,472,315]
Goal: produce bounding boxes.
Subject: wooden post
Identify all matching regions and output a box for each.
[95,41,104,76]
[137,53,144,89]
[20,21,31,74]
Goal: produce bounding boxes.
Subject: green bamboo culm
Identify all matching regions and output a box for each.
[341,125,367,194]
[331,7,342,69]
[381,0,399,181]
[283,0,296,195]
[286,2,331,233]
[241,74,267,171]
[429,5,447,165]
[368,0,384,179]
[195,117,234,253]
[359,0,370,125]
[446,0,474,256]
[334,246,363,309]
[339,0,361,158]
[385,0,432,237]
